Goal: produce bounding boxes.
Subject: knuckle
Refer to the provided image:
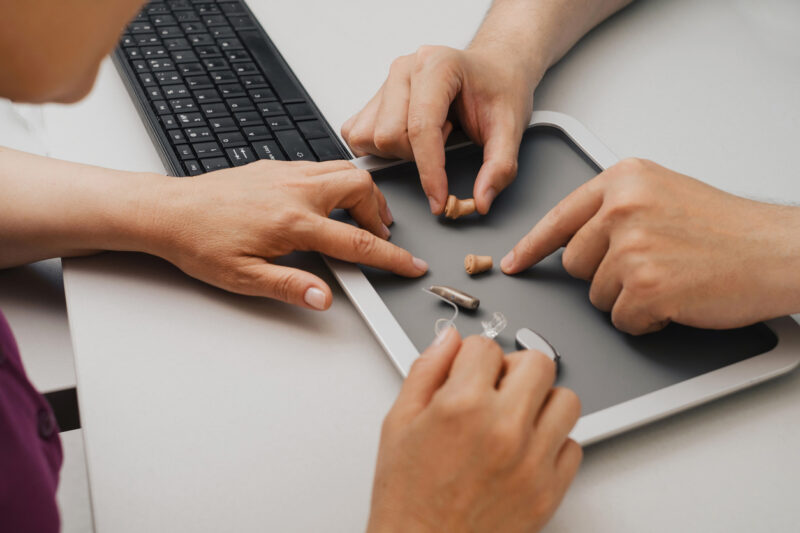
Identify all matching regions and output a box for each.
[414,44,441,63]
[433,390,483,420]
[553,387,582,421]
[463,335,504,362]
[406,113,428,140]
[613,157,650,176]
[350,228,377,256]
[269,272,297,303]
[626,261,661,296]
[388,55,409,75]
[373,128,404,154]
[493,158,518,180]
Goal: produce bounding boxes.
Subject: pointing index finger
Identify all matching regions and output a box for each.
[407,61,462,215]
[502,178,605,274]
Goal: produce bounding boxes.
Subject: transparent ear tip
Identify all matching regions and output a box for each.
[435,318,457,336]
[480,312,508,339]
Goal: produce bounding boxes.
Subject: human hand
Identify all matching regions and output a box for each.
[342,45,537,215]
[367,329,582,533]
[501,158,800,334]
[145,159,428,310]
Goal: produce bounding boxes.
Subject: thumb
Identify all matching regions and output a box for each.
[393,327,461,420]
[473,119,522,214]
[231,260,334,311]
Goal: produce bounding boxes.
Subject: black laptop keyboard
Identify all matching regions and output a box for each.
[114,0,349,177]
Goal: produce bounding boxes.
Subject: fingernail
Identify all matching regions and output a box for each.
[304,287,327,310]
[385,204,394,225]
[381,224,391,239]
[484,187,497,210]
[428,196,440,214]
[433,325,455,346]
[501,251,515,272]
[413,257,429,273]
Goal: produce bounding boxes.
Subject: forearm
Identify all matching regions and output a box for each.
[0,147,165,268]
[470,0,633,85]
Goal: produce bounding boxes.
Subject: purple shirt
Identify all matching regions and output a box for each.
[0,311,62,532]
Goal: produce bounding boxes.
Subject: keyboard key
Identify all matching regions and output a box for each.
[175,144,194,160]
[142,46,168,59]
[179,63,205,76]
[157,26,182,38]
[209,117,238,132]
[243,126,271,141]
[147,4,170,15]
[196,4,221,15]
[227,97,254,111]
[219,2,247,15]
[233,62,259,76]
[235,112,261,126]
[275,129,317,161]
[266,115,293,131]
[153,100,170,114]
[162,84,189,98]
[218,131,246,147]
[211,71,237,84]
[197,45,222,58]
[185,76,213,89]
[201,103,228,117]
[218,84,245,98]
[162,115,179,129]
[286,103,314,121]
[167,0,192,10]
[193,142,223,157]
[177,112,205,125]
[240,30,304,102]
[240,75,267,89]
[155,71,182,84]
[309,138,344,161]
[139,72,156,86]
[168,130,187,144]
[169,98,196,112]
[149,59,175,71]
[258,102,284,117]
[201,157,230,171]
[184,159,203,176]
[249,88,276,102]
[228,16,256,30]
[165,38,190,51]
[136,34,160,46]
[175,11,200,23]
[218,38,243,51]
[226,147,256,166]
[185,127,214,141]
[298,120,328,140]
[146,86,163,99]
[202,58,229,71]
[130,22,154,34]
[131,60,148,73]
[193,89,220,103]
[182,22,207,34]
[151,14,177,26]
[251,141,286,161]
[189,34,215,46]
[121,35,136,47]
[203,15,228,27]
[125,47,142,60]
[225,50,250,63]
[171,50,198,63]
[211,26,236,39]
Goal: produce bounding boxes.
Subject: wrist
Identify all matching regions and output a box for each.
[761,204,800,317]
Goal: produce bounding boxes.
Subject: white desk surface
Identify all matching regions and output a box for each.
[44,0,800,531]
